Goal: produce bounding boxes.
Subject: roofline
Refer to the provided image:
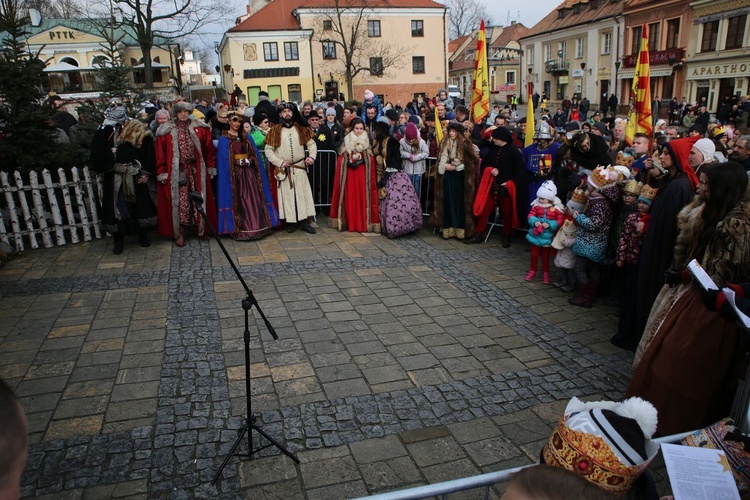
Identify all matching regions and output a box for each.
[520,13,622,41]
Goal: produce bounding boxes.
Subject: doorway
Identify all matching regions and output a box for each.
[600,80,609,111]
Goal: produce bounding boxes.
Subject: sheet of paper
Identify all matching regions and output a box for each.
[688,259,718,291]
[661,443,740,500]
[722,287,750,329]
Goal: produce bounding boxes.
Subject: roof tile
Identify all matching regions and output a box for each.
[522,0,623,39]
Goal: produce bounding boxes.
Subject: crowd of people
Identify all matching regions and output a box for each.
[85,86,750,439]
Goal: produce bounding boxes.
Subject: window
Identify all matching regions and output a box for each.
[288,84,302,104]
[323,20,332,30]
[559,41,566,59]
[575,37,584,58]
[701,20,719,52]
[631,25,642,54]
[412,56,425,74]
[666,19,680,49]
[506,71,515,85]
[602,32,612,54]
[368,20,381,37]
[726,15,747,49]
[411,20,424,37]
[322,40,336,59]
[263,42,278,61]
[648,23,660,52]
[369,57,383,75]
[544,44,551,62]
[527,47,534,64]
[284,42,298,61]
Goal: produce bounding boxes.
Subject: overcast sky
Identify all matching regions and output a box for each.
[481,0,558,30]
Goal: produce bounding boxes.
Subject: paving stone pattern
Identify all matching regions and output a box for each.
[0,227,659,499]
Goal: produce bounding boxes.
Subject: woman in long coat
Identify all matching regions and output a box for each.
[328,118,380,233]
[155,101,217,246]
[627,162,750,435]
[216,112,278,240]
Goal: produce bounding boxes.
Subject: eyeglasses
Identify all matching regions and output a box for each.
[230,117,242,122]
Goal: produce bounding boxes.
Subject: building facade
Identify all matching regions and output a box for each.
[686,0,750,112]
[521,0,624,112]
[4,13,179,99]
[620,0,691,116]
[221,0,448,105]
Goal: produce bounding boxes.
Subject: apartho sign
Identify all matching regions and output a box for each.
[690,62,750,77]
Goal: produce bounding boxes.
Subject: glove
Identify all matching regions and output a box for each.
[664,267,685,287]
[700,287,722,311]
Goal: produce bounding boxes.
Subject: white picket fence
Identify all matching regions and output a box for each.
[0,167,102,252]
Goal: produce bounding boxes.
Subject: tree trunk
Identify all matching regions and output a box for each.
[142,45,154,89]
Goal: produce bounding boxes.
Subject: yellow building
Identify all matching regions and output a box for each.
[9,12,180,99]
[221,0,448,105]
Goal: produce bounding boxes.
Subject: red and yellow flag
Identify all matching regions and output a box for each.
[625,24,653,145]
[471,20,489,124]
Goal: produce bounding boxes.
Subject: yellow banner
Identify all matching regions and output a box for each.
[471,20,489,124]
[525,95,535,147]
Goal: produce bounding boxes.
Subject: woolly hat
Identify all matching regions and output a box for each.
[491,126,513,143]
[537,180,557,201]
[405,122,419,141]
[446,121,465,134]
[385,109,399,122]
[542,397,659,494]
[326,107,337,117]
[258,90,269,98]
[623,179,643,196]
[171,100,194,116]
[565,121,581,132]
[252,112,268,127]
[364,89,375,101]
[191,109,205,121]
[655,119,666,129]
[566,188,587,212]
[587,166,619,190]
[592,121,609,136]
[376,116,390,125]
[693,138,716,163]
[638,185,657,206]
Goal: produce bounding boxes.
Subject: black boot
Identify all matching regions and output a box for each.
[113,234,124,255]
[502,234,511,248]
[301,221,316,234]
[463,233,485,244]
[286,223,297,233]
[138,230,150,248]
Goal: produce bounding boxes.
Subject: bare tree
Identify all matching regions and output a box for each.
[91,0,229,89]
[21,0,83,18]
[443,0,492,39]
[310,0,408,102]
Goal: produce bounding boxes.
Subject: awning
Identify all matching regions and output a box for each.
[618,67,675,79]
[44,62,94,72]
[133,62,169,69]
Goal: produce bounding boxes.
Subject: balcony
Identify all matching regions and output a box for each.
[545,59,570,74]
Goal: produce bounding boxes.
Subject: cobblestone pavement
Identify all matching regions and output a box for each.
[0,221,670,499]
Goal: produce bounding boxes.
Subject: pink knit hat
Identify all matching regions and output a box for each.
[364,89,374,101]
[405,122,419,141]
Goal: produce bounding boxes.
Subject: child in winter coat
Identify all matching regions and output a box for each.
[360,89,383,122]
[610,184,656,351]
[526,181,565,284]
[400,122,430,197]
[552,219,577,292]
[570,166,620,308]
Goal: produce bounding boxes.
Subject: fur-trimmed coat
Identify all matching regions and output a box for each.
[155,118,217,239]
[428,136,477,238]
[329,131,380,232]
[628,186,750,435]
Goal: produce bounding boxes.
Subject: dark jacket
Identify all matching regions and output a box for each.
[255,99,279,125]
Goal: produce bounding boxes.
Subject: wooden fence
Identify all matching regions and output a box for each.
[0,167,102,252]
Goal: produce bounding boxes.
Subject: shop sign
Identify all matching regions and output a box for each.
[689,62,750,78]
[622,48,685,68]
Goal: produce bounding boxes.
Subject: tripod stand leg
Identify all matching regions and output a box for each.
[211,423,250,485]
[250,422,300,464]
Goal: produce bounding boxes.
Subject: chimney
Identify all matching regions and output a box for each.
[511,20,516,25]
[29,8,41,27]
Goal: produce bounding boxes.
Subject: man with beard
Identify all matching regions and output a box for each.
[265,103,317,233]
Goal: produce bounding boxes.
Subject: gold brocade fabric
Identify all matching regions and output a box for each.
[542,419,650,494]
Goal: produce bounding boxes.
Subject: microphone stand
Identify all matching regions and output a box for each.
[188,192,299,485]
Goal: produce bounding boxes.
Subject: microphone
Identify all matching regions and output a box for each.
[190,191,204,205]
